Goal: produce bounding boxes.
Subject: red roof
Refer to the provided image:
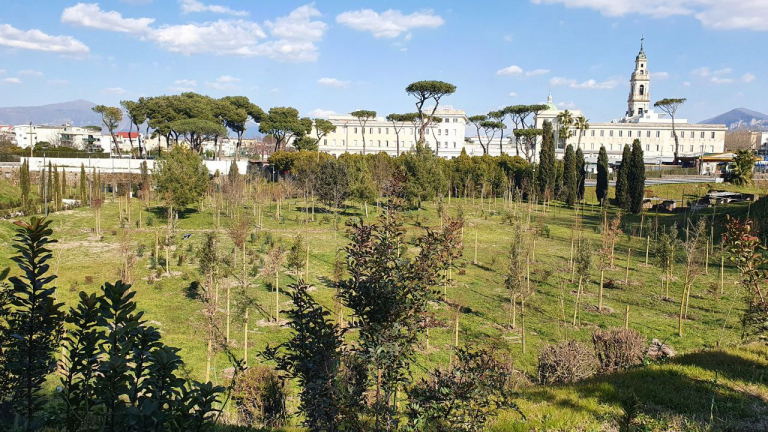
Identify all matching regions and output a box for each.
[117,132,139,138]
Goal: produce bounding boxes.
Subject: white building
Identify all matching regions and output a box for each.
[313,106,476,158]
[534,40,727,166]
[14,124,103,150]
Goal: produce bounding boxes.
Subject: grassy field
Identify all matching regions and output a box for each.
[0,178,766,430]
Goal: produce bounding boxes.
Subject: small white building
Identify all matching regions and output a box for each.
[14,124,103,150]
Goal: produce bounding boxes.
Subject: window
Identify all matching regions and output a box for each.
[656,145,659,151]
[591,130,595,137]
[454,142,457,148]
[711,132,715,139]
[354,127,358,133]
[656,131,660,138]
[600,130,604,137]
[710,145,714,152]
[438,129,442,135]
[700,131,705,139]
[681,131,685,138]
[628,131,632,138]
[609,144,613,151]
[700,145,704,152]
[378,140,381,147]
[378,128,381,134]
[646,145,649,151]
[342,139,345,146]
[590,143,594,150]
[647,131,650,138]
[610,130,614,137]
[323,139,327,146]
[333,139,336,146]
[689,145,693,152]
[445,129,449,136]
[369,128,373,134]
[354,140,357,146]
[639,84,645,96]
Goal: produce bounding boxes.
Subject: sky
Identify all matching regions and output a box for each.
[0,0,766,126]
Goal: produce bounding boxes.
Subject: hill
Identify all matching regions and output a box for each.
[0,99,102,127]
[699,108,768,130]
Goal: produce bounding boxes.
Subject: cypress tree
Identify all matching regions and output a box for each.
[596,146,609,205]
[562,144,577,206]
[60,168,66,201]
[53,165,61,211]
[554,160,564,197]
[46,162,53,211]
[537,120,556,200]
[615,144,631,210]
[20,159,30,210]
[628,139,646,214]
[576,147,586,201]
[80,163,88,205]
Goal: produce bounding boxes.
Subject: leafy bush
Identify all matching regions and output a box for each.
[538,341,597,385]
[232,365,287,428]
[591,327,646,373]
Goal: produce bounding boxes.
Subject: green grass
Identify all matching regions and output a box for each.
[0,182,765,430]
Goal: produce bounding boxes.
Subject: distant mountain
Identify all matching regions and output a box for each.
[0,100,103,128]
[699,108,768,130]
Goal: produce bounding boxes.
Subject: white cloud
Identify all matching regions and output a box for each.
[509,92,518,97]
[308,108,337,118]
[525,68,550,77]
[205,75,240,90]
[683,81,691,86]
[317,77,350,88]
[3,77,22,84]
[496,65,523,76]
[550,76,618,89]
[180,0,249,16]
[174,79,197,87]
[47,79,68,85]
[503,34,514,42]
[710,76,734,84]
[690,67,711,77]
[270,88,279,93]
[167,86,195,93]
[0,23,89,55]
[336,8,444,38]
[558,101,577,109]
[18,69,43,77]
[0,69,5,74]
[741,72,756,83]
[530,0,768,31]
[713,67,732,75]
[61,3,155,34]
[102,86,127,94]
[651,71,669,80]
[61,3,326,62]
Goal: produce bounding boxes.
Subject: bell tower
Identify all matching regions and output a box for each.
[627,37,650,118]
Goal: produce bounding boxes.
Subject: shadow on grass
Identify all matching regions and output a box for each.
[525,348,768,429]
[149,205,199,220]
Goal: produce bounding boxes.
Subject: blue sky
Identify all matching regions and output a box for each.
[0,0,765,125]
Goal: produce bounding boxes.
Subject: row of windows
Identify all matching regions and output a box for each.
[348,126,458,136]
[578,129,717,139]
[566,143,716,153]
[322,139,460,149]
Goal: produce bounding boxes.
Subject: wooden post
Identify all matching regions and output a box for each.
[624,305,629,329]
[705,240,709,274]
[521,298,527,354]
[720,255,724,295]
[226,284,231,343]
[532,237,536,263]
[598,269,604,312]
[274,270,280,323]
[454,306,460,347]
[154,230,159,264]
[244,308,249,366]
[473,230,478,265]
[645,235,650,266]
[625,248,632,285]
[305,241,310,281]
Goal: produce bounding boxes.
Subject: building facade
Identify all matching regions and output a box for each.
[13,124,103,150]
[314,106,480,158]
[534,41,727,166]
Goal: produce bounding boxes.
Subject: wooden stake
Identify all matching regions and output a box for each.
[645,235,650,265]
[521,298,527,354]
[625,248,632,285]
[720,255,724,295]
[598,269,604,312]
[624,305,629,329]
[705,240,709,274]
[244,309,249,366]
[473,230,478,265]
[454,306,460,347]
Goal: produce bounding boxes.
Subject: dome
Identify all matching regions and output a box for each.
[545,92,558,111]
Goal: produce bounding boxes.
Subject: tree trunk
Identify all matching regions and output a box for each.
[572,276,583,326]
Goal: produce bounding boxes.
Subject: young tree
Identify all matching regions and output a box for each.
[170,118,227,154]
[0,218,65,428]
[264,283,345,432]
[513,128,544,163]
[79,163,88,207]
[20,158,30,211]
[572,236,592,326]
[350,110,377,155]
[154,145,209,225]
[386,113,417,156]
[655,224,678,299]
[405,80,457,143]
[724,217,768,340]
[221,96,265,160]
[339,207,462,428]
[562,144,577,206]
[287,235,306,277]
[467,115,504,155]
[504,222,528,329]
[627,139,646,214]
[576,147,586,202]
[654,98,686,164]
[93,105,123,157]
[596,146,609,205]
[120,99,147,156]
[678,219,707,336]
[537,120,556,201]
[615,144,631,210]
[317,159,350,225]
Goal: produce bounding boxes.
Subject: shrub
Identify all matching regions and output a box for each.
[232,365,288,428]
[591,327,646,373]
[538,341,597,385]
